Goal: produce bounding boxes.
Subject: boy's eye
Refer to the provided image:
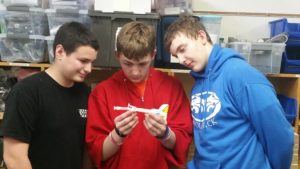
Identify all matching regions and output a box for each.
[80,59,89,64]
[139,62,147,66]
[179,48,185,53]
[124,62,132,66]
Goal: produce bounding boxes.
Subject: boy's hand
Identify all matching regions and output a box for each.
[114,111,138,136]
[143,113,167,137]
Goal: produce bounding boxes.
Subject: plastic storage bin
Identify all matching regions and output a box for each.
[49,0,87,10]
[0,34,47,63]
[227,42,251,62]
[280,42,300,73]
[89,11,159,67]
[269,18,300,39]
[154,0,192,15]
[250,42,285,74]
[198,15,222,44]
[4,7,48,36]
[277,94,297,125]
[2,0,48,8]
[46,9,90,36]
[45,36,54,63]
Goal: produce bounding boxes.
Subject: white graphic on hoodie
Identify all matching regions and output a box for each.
[191,91,221,129]
[78,109,87,118]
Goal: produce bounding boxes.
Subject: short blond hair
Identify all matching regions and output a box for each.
[116,21,156,60]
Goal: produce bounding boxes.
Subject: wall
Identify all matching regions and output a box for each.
[192,0,300,41]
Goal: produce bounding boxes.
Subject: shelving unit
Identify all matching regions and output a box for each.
[267,73,300,133]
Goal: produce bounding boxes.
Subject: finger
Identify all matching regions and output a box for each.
[122,118,139,135]
[114,110,136,123]
[115,111,137,128]
[145,114,165,130]
[147,113,166,125]
[120,116,139,133]
[143,119,161,136]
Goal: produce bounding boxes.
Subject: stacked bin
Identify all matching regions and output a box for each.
[277,94,297,125]
[45,0,90,63]
[227,42,251,62]
[0,5,48,63]
[250,42,285,74]
[155,15,222,69]
[227,42,286,74]
[88,11,159,67]
[270,18,300,73]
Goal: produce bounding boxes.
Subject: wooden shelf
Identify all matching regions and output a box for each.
[267,73,300,78]
[266,73,300,133]
[0,62,50,71]
[0,112,3,120]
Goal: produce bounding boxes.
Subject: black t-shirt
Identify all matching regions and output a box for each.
[2,71,90,169]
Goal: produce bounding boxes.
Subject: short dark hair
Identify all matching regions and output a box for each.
[53,22,99,56]
[164,15,212,52]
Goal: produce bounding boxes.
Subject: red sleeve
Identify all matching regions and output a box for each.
[163,79,193,167]
[85,85,114,169]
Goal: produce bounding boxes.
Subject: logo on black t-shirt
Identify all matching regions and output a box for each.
[78,109,87,118]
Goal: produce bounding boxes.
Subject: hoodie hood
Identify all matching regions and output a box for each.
[191,44,244,79]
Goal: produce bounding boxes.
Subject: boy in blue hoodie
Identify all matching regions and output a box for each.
[164,15,294,169]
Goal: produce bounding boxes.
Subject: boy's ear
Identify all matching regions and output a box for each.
[151,49,157,60]
[115,50,121,59]
[197,30,209,44]
[55,44,66,60]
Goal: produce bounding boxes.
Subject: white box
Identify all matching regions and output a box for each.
[94,0,151,14]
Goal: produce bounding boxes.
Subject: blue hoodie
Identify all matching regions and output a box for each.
[188,44,294,169]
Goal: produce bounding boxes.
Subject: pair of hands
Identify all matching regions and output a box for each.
[114,110,167,138]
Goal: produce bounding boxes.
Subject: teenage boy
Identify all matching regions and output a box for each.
[2,22,99,169]
[164,15,294,169]
[86,21,193,169]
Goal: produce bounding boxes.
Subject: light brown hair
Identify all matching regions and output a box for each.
[164,15,212,52]
[116,21,156,60]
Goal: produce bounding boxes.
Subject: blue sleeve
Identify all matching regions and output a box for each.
[236,83,294,169]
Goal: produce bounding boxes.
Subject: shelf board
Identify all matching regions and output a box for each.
[0,62,50,68]
[266,73,300,78]
[0,112,3,120]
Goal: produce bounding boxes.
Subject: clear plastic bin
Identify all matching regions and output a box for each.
[45,36,54,63]
[154,0,192,15]
[227,42,251,62]
[2,0,48,8]
[46,9,90,36]
[49,0,87,10]
[4,7,48,36]
[198,15,222,44]
[250,42,285,74]
[0,34,47,63]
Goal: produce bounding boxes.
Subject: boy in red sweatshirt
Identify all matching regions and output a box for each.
[86,21,193,169]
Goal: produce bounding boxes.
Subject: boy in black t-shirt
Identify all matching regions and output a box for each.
[2,22,99,169]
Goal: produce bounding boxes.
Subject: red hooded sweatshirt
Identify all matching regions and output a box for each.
[86,68,193,169]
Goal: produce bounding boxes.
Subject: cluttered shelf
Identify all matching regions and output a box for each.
[266,73,300,133]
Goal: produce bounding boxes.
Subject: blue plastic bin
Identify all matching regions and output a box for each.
[270,18,300,38]
[155,15,191,69]
[277,94,297,125]
[280,42,300,73]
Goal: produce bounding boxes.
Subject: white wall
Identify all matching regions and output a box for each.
[192,0,300,14]
[192,0,300,42]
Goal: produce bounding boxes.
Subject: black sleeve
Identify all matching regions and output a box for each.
[2,82,39,143]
